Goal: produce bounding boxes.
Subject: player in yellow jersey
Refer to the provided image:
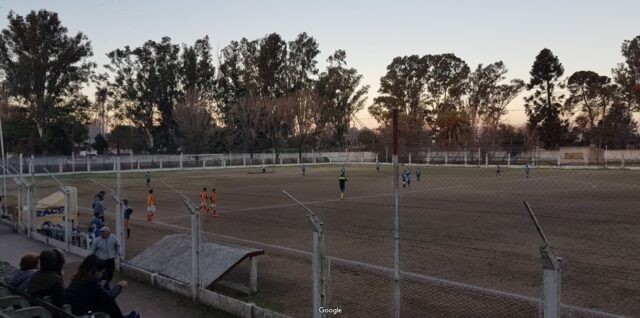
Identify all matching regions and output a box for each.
[147,189,156,222]
[209,188,219,218]
[199,187,208,213]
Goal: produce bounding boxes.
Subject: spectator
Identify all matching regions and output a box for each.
[7,253,39,293]
[64,254,138,318]
[25,249,65,306]
[92,226,121,289]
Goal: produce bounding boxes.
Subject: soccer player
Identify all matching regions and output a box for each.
[123,199,133,239]
[525,163,530,178]
[340,165,346,176]
[376,160,380,173]
[401,170,407,188]
[406,171,412,188]
[144,171,151,186]
[416,167,422,181]
[302,164,306,176]
[147,189,156,222]
[199,187,208,213]
[261,164,266,173]
[496,165,501,177]
[339,173,348,200]
[210,188,219,218]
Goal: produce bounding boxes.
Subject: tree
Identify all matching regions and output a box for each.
[613,35,640,112]
[229,95,261,156]
[524,48,568,149]
[0,10,94,152]
[93,134,109,154]
[317,50,369,146]
[173,90,215,153]
[288,90,321,159]
[434,110,472,147]
[257,33,288,98]
[286,32,320,92]
[565,71,616,146]
[465,62,524,143]
[600,102,638,148]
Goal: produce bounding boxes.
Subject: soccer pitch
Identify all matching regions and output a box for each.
[20,164,640,317]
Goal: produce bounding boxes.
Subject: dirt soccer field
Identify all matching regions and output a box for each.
[13,164,640,317]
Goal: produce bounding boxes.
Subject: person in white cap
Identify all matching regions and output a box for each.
[92,226,121,289]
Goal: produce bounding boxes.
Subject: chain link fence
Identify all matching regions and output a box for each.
[1,148,637,317]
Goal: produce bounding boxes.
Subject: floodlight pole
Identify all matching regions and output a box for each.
[392,108,400,318]
[524,201,562,318]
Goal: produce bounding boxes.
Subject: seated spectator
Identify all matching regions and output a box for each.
[25,249,65,306]
[64,254,138,318]
[7,253,39,293]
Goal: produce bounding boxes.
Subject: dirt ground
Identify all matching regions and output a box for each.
[4,164,640,317]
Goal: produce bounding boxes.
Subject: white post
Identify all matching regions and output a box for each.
[27,184,33,238]
[203,158,206,168]
[445,152,448,166]
[112,160,116,171]
[64,188,71,251]
[31,155,35,174]
[297,156,300,165]
[621,151,625,168]
[87,158,91,172]
[485,153,489,166]
[159,159,163,169]
[17,185,22,233]
[280,157,283,165]
[408,153,412,164]
[116,157,124,262]
[557,152,561,166]
[477,147,481,166]
[464,153,468,166]
[541,247,562,318]
[250,257,258,294]
[180,152,183,169]
[0,115,6,219]
[507,153,511,167]
[137,161,140,170]
[190,206,201,301]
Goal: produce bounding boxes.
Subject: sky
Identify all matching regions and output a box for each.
[2,0,639,128]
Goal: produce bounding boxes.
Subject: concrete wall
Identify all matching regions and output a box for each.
[121,264,290,318]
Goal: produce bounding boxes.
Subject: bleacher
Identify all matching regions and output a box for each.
[0,262,107,318]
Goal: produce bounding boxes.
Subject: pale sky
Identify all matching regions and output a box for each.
[2,0,639,128]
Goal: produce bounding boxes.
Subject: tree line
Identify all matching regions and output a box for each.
[0,10,638,156]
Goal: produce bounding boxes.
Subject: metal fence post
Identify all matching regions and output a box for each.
[464,153,468,166]
[507,153,511,167]
[485,153,489,166]
[87,158,91,172]
[445,152,448,166]
[524,201,561,318]
[283,191,329,318]
[19,153,23,174]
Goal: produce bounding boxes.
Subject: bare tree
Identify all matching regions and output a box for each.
[288,90,321,160]
[230,95,260,157]
[173,90,214,153]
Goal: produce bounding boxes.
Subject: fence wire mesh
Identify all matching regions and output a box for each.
[1,149,638,317]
